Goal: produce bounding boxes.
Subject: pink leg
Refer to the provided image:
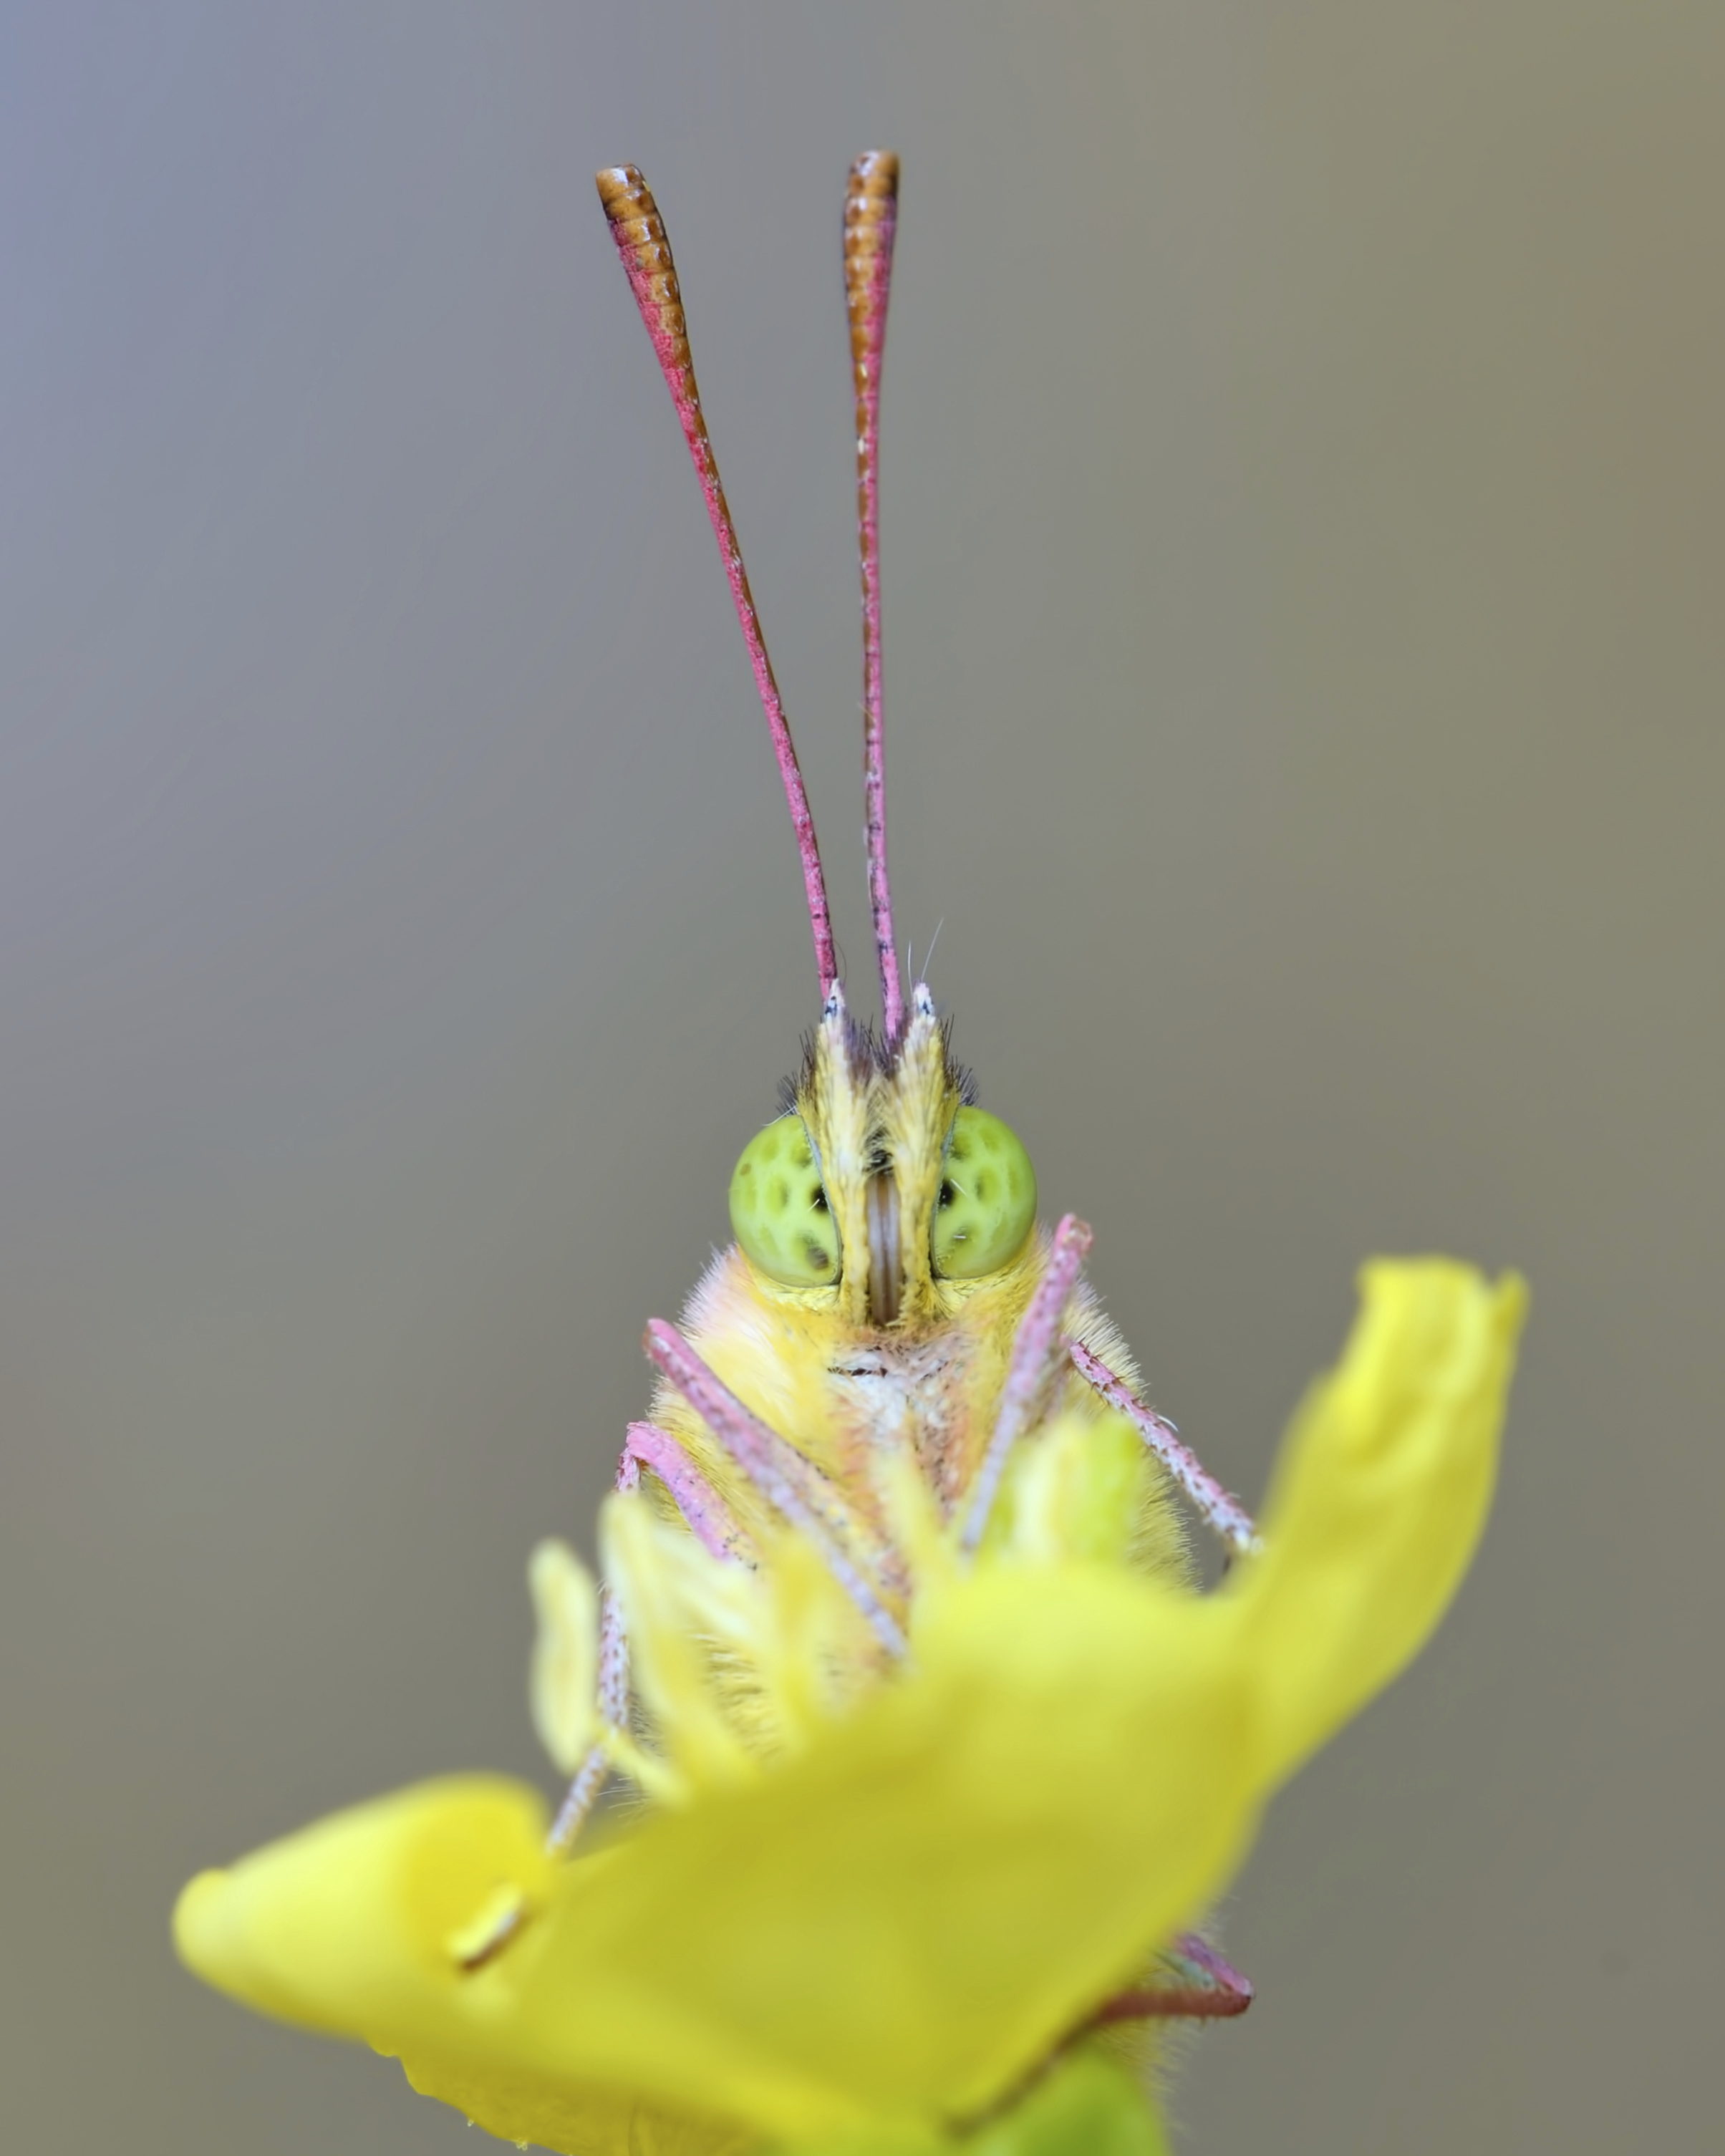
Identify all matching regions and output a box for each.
[546,1446,639,1854]
[647,1324,895,1580]
[1088,1933,1255,2025]
[644,1318,907,1658]
[960,1214,1094,1553]
[623,1419,755,1564]
[1069,1338,1262,1559]
[545,1588,626,1855]
[545,1426,753,1854]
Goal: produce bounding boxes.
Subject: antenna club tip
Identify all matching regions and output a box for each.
[596,165,652,221]
[847,150,901,198]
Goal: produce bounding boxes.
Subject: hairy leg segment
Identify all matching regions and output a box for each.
[546,1421,749,1853]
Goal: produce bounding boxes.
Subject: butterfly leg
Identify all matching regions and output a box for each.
[621,1418,755,1563]
[1068,1338,1262,1559]
[546,1423,750,1853]
[644,1318,908,1656]
[1088,1933,1255,2025]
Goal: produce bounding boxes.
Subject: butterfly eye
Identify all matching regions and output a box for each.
[931,1106,1038,1279]
[729,1117,840,1287]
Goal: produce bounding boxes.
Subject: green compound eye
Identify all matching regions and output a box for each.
[931,1106,1038,1279]
[728,1117,840,1287]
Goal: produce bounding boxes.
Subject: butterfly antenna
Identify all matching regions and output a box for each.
[844,150,903,1040]
[596,165,839,1000]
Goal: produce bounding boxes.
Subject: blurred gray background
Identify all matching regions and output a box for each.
[2,4,1719,2152]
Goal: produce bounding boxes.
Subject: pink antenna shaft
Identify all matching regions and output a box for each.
[597,165,838,999]
[844,151,903,1038]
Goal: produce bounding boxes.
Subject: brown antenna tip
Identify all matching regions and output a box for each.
[844,154,900,342]
[847,148,900,201]
[595,165,687,367]
[595,165,649,221]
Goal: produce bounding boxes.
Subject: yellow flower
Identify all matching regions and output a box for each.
[173,1260,1524,2155]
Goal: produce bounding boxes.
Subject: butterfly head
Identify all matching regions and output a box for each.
[728,980,1037,1331]
[599,153,1038,1333]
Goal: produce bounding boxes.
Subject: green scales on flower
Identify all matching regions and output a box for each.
[173,155,1527,2156]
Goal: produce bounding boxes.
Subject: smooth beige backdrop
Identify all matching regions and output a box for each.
[3,6,1719,2152]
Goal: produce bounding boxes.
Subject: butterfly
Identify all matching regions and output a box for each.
[170,155,1525,2156]
[541,153,1262,2027]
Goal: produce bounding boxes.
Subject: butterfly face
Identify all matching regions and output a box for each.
[728,987,1038,1328]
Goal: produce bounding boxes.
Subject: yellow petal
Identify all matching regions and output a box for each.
[171,1258,1524,2153]
[996,1411,1150,1569]
[770,2051,1168,2156]
[172,1776,551,2038]
[175,1575,1258,2144]
[601,1491,762,1796]
[491,1563,1259,2140]
[393,2046,761,2156]
[528,1539,600,1774]
[1232,1257,1527,1783]
[173,1776,748,2156]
